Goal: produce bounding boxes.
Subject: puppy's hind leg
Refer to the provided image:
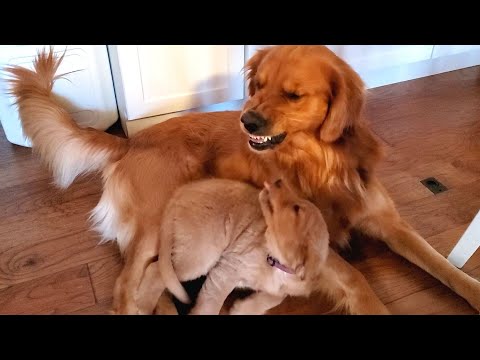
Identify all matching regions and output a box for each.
[155,292,179,315]
[113,227,158,315]
[190,256,240,315]
[230,292,285,315]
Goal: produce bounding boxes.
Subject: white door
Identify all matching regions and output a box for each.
[109,45,245,121]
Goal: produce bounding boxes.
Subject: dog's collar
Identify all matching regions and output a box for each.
[267,255,295,275]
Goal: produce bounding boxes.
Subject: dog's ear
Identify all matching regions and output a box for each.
[319,64,365,143]
[244,47,272,97]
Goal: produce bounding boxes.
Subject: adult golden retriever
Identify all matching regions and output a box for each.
[7,46,480,314]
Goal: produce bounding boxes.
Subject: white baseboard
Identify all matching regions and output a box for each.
[361,49,480,89]
[123,49,480,137]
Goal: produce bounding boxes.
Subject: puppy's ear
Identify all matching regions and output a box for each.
[295,263,306,280]
[304,204,330,263]
[244,47,271,97]
[258,189,273,224]
[319,64,365,143]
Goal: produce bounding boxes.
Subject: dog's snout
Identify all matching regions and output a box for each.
[241,111,267,134]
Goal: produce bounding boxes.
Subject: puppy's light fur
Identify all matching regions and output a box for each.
[137,178,329,315]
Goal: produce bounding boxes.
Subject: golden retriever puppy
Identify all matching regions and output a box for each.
[7,46,480,315]
[136,178,329,315]
[138,178,388,315]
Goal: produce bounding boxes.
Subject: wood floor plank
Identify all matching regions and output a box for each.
[69,299,113,315]
[396,179,480,239]
[0,231,117,289]
[88,254,122,303]
[0,265,95,314]
[388,262,480,315]
[377,169,433,206]
[405,161,479,191]
[352,251,439,305]
[0,176,101,219]
[0,156,51,190]
[386,285,475,315]
[0,193,101,252]
[349,223,480,309]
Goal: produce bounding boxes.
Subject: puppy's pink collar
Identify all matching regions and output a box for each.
[267,255,295,275]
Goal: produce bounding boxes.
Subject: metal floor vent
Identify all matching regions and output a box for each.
[421,177,448,194]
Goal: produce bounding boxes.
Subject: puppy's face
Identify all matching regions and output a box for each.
[259,178,329,279]
[241,45,365,152]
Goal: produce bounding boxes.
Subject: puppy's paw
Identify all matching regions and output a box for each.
[219,306,229,315]
[229,302,248,315]
[113,302,140,315]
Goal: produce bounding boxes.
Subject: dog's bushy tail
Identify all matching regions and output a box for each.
[4,47,128,188]
[158,211,191,305]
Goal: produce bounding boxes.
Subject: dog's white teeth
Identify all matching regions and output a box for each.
[249,135,272,144]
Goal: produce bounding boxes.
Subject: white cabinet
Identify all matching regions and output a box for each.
[108,45,245,123]
[0,45,118,147]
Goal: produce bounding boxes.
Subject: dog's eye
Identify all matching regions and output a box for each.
[255,80,264,90]
[293,204,300,214]
[284,91,302,101]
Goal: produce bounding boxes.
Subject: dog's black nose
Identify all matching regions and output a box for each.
[241,111,266,134]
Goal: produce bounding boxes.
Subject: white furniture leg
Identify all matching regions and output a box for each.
[447,209,480,268]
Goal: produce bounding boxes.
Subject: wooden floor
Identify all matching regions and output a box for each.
[1,67,480,315]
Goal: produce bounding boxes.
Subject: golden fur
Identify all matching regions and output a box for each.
[7,46,480,315]
[137,178,330,315]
